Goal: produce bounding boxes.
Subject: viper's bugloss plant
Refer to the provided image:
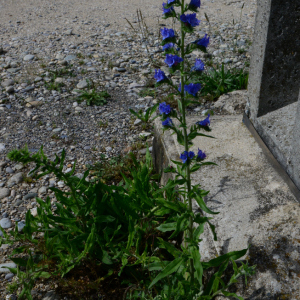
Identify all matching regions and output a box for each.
[147,0,255,298]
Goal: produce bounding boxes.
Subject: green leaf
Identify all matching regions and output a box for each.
[202,248,248,269]
[147,261,167,271]
[156,222,177,232]
[47,215,78,224]
[126,217,134,250]
[158,238,182,257]
[177,99,183,113]
[149,257,183,288]
[194,194,219,215]
[190,164,202,172]
[222,291,244,300]
[94,215,116,223]
[190,245,203,286]
[1,267,18,274]
[169,213,189,239]
[10,257,28,267]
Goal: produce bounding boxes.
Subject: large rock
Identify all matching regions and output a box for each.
[64,55,76,61]
[214,90,247,114]
[76,80,88,89]
[0,188,10,200]
[1,79,14,87]
[0,218,12,229]
[23,54,35,61]
[7,172,23,187]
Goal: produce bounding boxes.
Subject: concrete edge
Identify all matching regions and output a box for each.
[243,113,300,202]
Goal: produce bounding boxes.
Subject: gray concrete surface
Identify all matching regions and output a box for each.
[153,114,300,299]
[291,94,300,193]
[247,0,300,119]
[254,102,298,188]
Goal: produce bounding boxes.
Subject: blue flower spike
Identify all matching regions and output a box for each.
[197,114,210,127]
[154,69,167,83]
[196,34,210,48]
[165,54,183,68]
[161,28,175,40]
[163,43,175,51]
[188,0,201,10]
[162,2,175,16]
[191,59,205,72]
[184,83,201,96]
[180,151,195,163]
[180,13,200,28]
[197,149,206,161]
[159,102,172,115]
[162,117,173,127]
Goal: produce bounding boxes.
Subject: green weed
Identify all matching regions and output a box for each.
[197,64,248,101]
[78,89,110,106]
[138,88,156,98]
[129,103,159,124]
[88,153,142,184]
[76,53,85,59]
[2,146,255,299]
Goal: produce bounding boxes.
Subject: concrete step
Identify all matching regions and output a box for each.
[153,113,300,299]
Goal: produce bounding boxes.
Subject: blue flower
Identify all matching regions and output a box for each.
[161,28,175,40]
[165,54,183,68]
[191,59,205,72]
[197,149,206,160]
[162,2,175,14]
[196,114,210,126]
[180,13,200,28]
[196,34,210,47]
[189,0,201,9]
[180,151,195,163]
[159,102,172,115]
[168,0,176,3]
[178,83,182,93]
[163,43,175,51]
[184,83,201,96]
[162,117,173,127]
[154,69,167,82]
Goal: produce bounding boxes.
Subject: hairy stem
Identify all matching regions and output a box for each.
[180,0,195,284]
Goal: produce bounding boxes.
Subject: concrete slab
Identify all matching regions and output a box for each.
[153,114,300,299]
[254,102,300,189]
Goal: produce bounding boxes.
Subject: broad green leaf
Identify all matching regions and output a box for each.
[1,266,18,274]
[158,238,182,257]
[156,222,177,232]
[190,245,203,286]
[222,291,244,300]
[194,194,219,215]
[149,257,183,288]
[94,215,115,223]
[10,257,28,267]
[147,261,168,271]
[202,248,248,269]
[169,213,189,239]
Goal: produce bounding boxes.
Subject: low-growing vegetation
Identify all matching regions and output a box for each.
[1,145,255,300]
[77,89,110,106]
[197,64,248,101]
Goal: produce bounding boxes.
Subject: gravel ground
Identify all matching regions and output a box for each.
[0,0,257,298]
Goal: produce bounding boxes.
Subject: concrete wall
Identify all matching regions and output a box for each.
[248,0,300,120]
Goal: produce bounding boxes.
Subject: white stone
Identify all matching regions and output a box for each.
[23,54,35,61]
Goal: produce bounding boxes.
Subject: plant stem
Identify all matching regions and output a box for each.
[180,0,195,284]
